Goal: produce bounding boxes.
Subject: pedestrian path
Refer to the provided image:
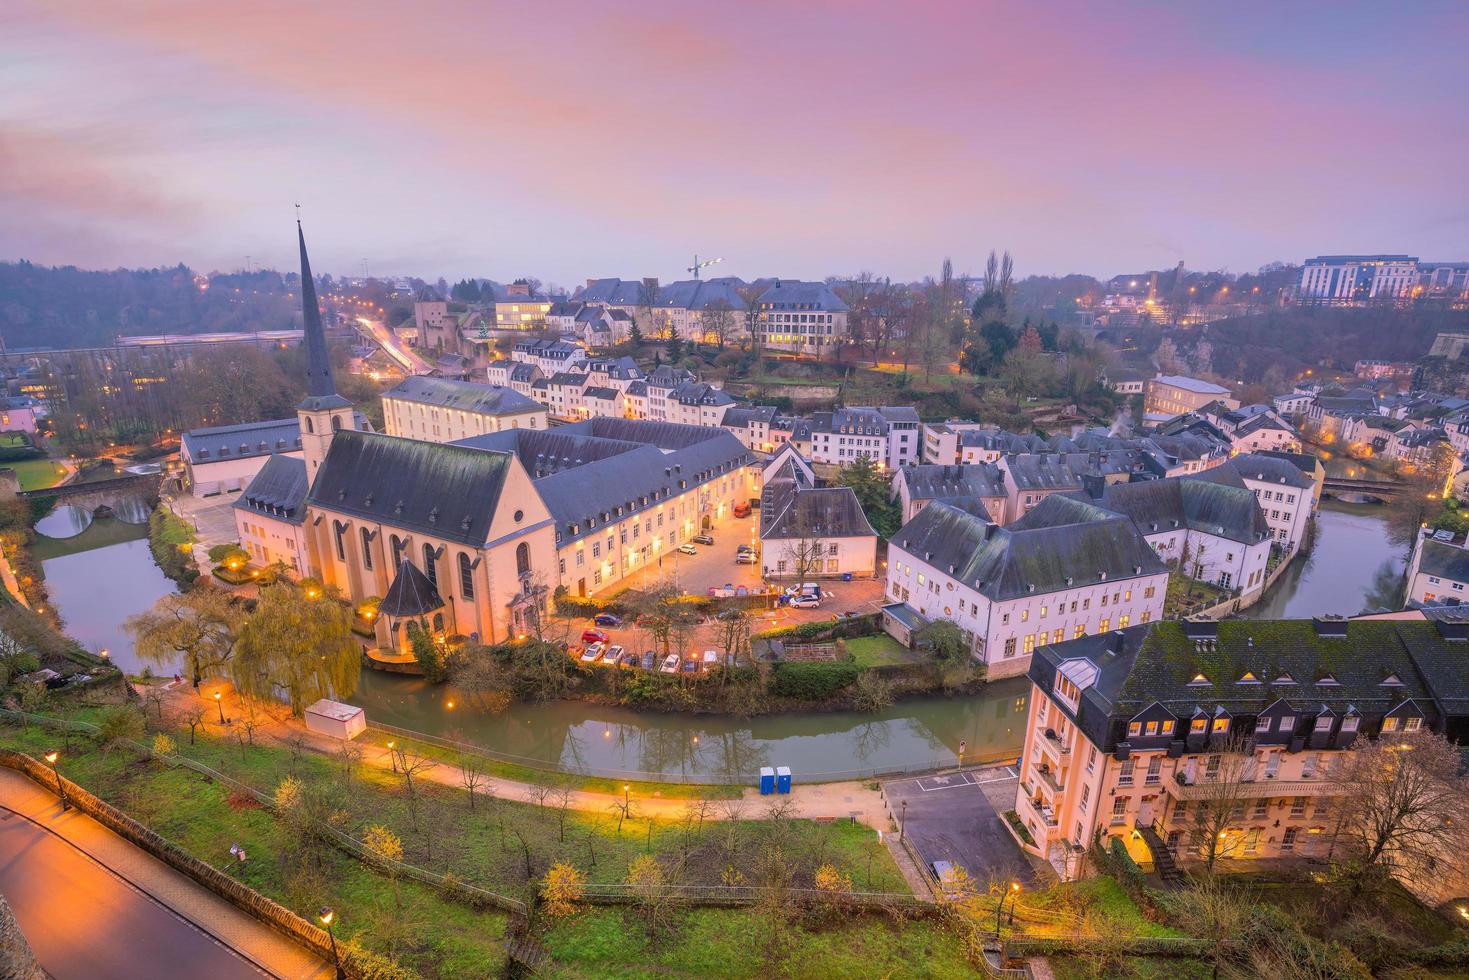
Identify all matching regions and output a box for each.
[0,768,331,979]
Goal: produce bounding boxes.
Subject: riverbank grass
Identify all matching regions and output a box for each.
[7,458,68,491]
[842,634,924,668]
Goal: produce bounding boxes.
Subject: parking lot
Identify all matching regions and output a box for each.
[883,766,1038,888]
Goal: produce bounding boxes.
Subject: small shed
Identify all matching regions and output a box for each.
[881,602,930,649]
[304,699,366,740]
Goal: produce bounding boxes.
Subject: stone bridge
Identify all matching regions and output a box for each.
[15,472,163,512]
[1321,477,1404,500]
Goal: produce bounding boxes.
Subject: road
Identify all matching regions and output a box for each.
[883,767,1038,888]
[0,768,330,980]
[355,316,431,373]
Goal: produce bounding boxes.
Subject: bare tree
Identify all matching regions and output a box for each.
[1168,874,1247,980]
[701,299,739,349]
[1330,728,1469,901]
[527,781,553,810]
[1181,734,1256,872]
[398,750,438,831]
[458,754,486,811]
[180,707,205,745]
[553,783,575,842]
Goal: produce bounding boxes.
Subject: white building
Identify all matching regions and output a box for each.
[1226,453,1317,553]
[884,495,1168,680]
[758,446,878,579]
[1297,255,1419,305]
[751,280,849,355]
[1405,533,1469,607]
[381,377,546,443]
[510,338,588,375]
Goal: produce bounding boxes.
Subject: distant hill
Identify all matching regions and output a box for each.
[0,260,302,350]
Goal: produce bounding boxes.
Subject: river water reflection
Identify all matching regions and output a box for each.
[350,669,1031,781]
[1242,500,1402,619]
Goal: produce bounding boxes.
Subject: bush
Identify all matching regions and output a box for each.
[406,620,445,682]
[208,542,246,562]
[148,506,198,587]
[95,703,146,745]
[0,444,43,463]
[770,661,860,699]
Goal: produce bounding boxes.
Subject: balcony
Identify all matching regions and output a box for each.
[1017,792,1060,833]
[1164,773,1335,800]
[1035,727,1072,765]
[1034,764,1065,796]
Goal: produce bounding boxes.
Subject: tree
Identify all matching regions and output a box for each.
[921,619,969,666]
[1329,728,1469,901]
[180,707,204,745]
[150,733,176,758]
[836,456,901,538]
[406,619,445,682]
[1385,441,1458,553]
[397,750,438,831]
[702,299,738,348]
[231,581,359,715]
[1167,875,1247,980]
[458,754,486,811]
[363,824,404,909]
[125,589,244,689]
[1183,734,1257,872]
[625,853,672,936]
[540,862,586,918]
[665,334,684,363]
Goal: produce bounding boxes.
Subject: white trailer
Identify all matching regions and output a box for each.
[303,699,366,740]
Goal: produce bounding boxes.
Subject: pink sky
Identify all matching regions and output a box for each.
[2,0,1466,285]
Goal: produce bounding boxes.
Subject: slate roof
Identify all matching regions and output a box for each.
[1029,619,1469,751]
[385,376,542,416]
[755,280,849,312]
[1416,539,1469,584]
[183,417,303,463]
[1078,473,1270,544]
[899,463,1007,500]
[1253,449,1322,475]
[1216,454,1315,489]
[457,420,751,547]
[1001,455,1085,492]
[583,386,621,401]
[891,496,1164,602]
[878,406,921,424]
[721,405,779,428]
[669,381,735,407]
[233,454,309,524]
[1152,375,1231,396]
[308,430,513,546]
[379,558,444,618]
[763,486,875,539]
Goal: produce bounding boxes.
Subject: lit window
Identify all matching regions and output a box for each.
[1212,717,1229,733]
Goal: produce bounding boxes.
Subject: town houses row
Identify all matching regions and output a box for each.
[412,275,851,371]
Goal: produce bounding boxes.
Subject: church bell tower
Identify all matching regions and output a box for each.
[295,219,355,485]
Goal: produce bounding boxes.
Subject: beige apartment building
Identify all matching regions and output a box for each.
[381,376,547,443]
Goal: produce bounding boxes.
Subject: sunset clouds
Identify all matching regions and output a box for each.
[2,0,1465,283]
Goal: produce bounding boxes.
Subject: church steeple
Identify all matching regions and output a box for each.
[297,219,350,411]
[294,217,354,486]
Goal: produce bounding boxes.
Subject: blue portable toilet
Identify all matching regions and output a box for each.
[842,572,853,582]
[776,766,792,794]
[759,767,776,795]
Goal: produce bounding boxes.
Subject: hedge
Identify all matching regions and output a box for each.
[769,661,860,699]
[0,445,43,463]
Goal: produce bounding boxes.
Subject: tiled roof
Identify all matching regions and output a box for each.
[183,417,303,463]
[763,486,875,539]
[1416,539,1469,584]
[755,280,849,312]
[385,377,541,415]
[900,463,1006,500]
[1080,474,1270,545]
[379,558,444,618]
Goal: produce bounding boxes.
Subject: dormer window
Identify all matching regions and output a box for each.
[1190,717,1207,733]
[1382,716,1400,732]
[1316,674,1339,686]
[1278,714,1294,731]
[1256,716,1272,732]
[1341,715,1360,732]
[1314,714,1333,732]
[1188,673,1210,686]
[1272,672,1294,684]
[1380,674,1405,687]
[1237,672,1260,685]
[1212,717,1229,733]
[1404,716,1423,732]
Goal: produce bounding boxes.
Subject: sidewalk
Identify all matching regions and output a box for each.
[0,767,331,980]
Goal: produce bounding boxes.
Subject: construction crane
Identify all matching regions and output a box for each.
[687,255,723,279]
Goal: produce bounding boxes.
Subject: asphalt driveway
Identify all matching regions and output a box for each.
[883,766,1036,888]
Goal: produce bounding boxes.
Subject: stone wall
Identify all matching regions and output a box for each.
[0,892,45,980]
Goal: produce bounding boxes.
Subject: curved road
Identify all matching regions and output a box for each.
[0,769,329,979]
[0,806,265,979]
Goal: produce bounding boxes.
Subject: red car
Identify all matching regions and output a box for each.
[581,628,609,645]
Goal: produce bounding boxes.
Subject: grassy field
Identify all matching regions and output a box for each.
[355,727,743,801]
[6,457,68,491]
[842,634,924,668]
[0,707,950,977]
[30,517,148,561]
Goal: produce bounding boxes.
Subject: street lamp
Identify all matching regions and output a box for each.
[213,690,225,725]
[993,880,1021,940]
[623,784,631,806]
[319,906,344,979]
[43,750,69,811]
[387,740,398,773]
[899,799,908,842]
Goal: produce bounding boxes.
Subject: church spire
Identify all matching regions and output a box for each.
[297,218,342,403]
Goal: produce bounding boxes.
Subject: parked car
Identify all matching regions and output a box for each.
[580,642,605,663]
[593,613,623,627]
[736,551,757,565]
[640,651,656,671]
[790,593,822,609]
[660,654,681,674]
[681,659,698,674]
[692,533,715,545]
[677,543,697,556]
[736,543,753,554]
[733,501,751,518]
[600,644,625,666]
[581,628,609,645]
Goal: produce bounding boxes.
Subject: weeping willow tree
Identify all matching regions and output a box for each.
[232,581,360,715]
[125,588,245,689]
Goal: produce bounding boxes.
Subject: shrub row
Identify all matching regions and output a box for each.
[769,661,860,700]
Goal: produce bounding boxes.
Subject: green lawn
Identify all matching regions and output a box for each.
[543,906,975,979]
[0,706,932,975]
[843,634,924,668]
[6,458,68,491]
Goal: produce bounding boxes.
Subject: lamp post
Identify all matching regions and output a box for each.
[993,880,1020,941]
[387,740,398,773]
[623,784,630,807]
[43,750,69,811]
[213,690,225,725]
[899,799,908,842]
[319,906,344,979]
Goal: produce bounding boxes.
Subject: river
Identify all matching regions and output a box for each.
[35,497,1402,780]
[1241,500,1404,619]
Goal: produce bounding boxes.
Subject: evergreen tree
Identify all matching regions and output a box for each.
[665,334,684,362]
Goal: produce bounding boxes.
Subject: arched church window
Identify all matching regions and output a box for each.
[516,542,531,578]
[423,543,438,587]
[459,552,475,600]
